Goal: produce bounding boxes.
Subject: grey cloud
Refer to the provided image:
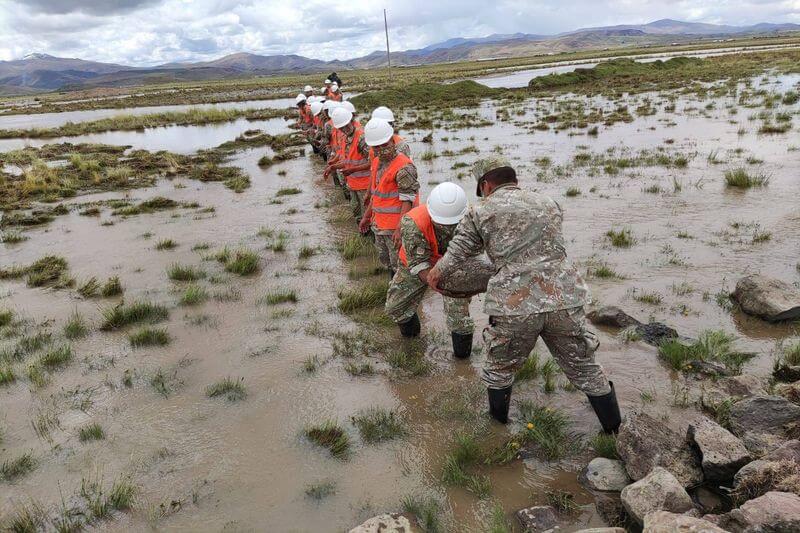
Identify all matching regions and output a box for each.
[18,0,160,15]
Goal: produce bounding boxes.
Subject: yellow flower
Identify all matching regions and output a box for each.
[526,422,534,430]
[511,441,520,448]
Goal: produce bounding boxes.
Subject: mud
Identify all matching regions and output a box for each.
[1,69,799,531]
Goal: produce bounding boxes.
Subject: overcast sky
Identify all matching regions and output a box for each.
[1,0,799,65]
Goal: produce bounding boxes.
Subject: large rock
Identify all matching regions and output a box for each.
[516,505,557,531]
[349,514,414,533]
[617,411,704,488]
[728,395,800,438]
[586,306,678,346]
[731,274,800,322]
[733,459,800,501]
[620,467,694,524]
[643,510,728,532]
[710,491,800,532]
[582,458,631,492]
[763,440,800,463]
[741,431,789,458]
[436,254,494,298]
[688,416,751,481]
[775,382,800,405]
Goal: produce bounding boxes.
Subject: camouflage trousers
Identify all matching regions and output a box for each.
[482,306,610,396]
[348,188,367,220]
[373,231,399,271]
[385,266,474,334]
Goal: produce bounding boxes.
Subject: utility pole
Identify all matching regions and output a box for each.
[384,9,391,69]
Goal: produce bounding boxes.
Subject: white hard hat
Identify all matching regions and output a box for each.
[322,100,338,113]
[364,118,393,146]
[331,107,353,129]
[295,94,307,104]
[427,182,468,225]
[304,85,313,92]
[331,83,339,91]
[371,106,395,123]
[310,101,324,116]
[324,78,331,84]
[342,100,355,114]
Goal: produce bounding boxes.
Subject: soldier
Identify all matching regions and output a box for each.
[324,107,370,219]
[295,94,312,132]
[426,157,621,433]
[315,101,338,161]
[303,85,314,98]
[359,119,419,277]
[385,182,474,358]
[308,101,324,154]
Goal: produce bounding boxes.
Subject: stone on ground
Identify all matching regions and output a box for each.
[582,458,631,492]
[731,274,800,322]
[587,306,641,328]
[728,395,800,438]
[687,416,751,481]
[574,529,626,533]
[616,411,703,488]
[775,381,800,404]
[620,467,694,524]
[733,459,800,500]
[706,491,800,532]
[516,505,558,531]
[643,510,727,532]
[349,514,414,533]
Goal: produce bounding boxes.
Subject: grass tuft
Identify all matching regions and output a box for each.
[179,284,208,306]
[101,276,123,297]
[658,330,754,374]
[305,481,336,500]
[224,249,260,275]
[590,433,619,459]
[100,300,168,330]
[305,421,350,460]
[337,281,388,313]
[167,263,205,281]
[38,345,72,369]
[351,408,407,443]
[64,309,88,340]
[206,376,246,402]
[26,255,71,288]
[128,327,170,348]
[1,452,37,481]
[402,495,443,533]
[605,228,635,248]
[441,432,491,498]
[724,168,770,188]
[259,288,298,305]
[155,238,178,250]
[79,423,105,442]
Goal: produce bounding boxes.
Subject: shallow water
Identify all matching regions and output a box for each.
[1,73,799,531]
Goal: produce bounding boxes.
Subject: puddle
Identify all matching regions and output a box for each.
[1,72,799,531]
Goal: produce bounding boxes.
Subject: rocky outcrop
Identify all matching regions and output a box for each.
[516,505,557,531]
[706,491,800,532]
[775,382,800,405]
[582,458,631,492]
[687,417,751,481]
[349,514,414,533]
[731,274,800,322]
[616,411,703,488]
[733,459,800,501]
[586,306,678,346]
[762,439,800,463]
[620,467,694,524]
[728,395,800,438]
[643,510,727,532]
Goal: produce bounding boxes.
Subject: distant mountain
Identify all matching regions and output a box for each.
[2,19,799,94]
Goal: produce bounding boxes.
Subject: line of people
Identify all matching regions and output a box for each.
[292,81,621,434]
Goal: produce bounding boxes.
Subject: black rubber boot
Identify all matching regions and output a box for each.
[587,381,622,434]
[387,268,396,280]
[451,332,473,359]
[488,386,512,424]
[398,313,420,338]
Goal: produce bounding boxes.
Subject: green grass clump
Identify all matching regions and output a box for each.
[658,330,754,374]
[401,495,443,533]
[77,277,101,297]
[547,489,579,515]
[26,255,71,288]
[514,352,540,382]
[167,263,205,281]
[490,401,576,463]
[781,342,800,366]
[224,249,260,275]
[605,228,635,248]
[634,290,663,305]
[276,187,302,196]
[441,432,491,498]
[1,230,28,244]
[107,477,136,510]
[337,281,388,313]
[338,235,374,260]
[259,288,298,305]
[351,408,407,443]
[1,452,37,481]
[155,238,177,250]
[590,433,619,459]
[100,300,169,330]
[724,168,770,188]
[344,361,374,376]
[305,421,351,460]
[179,284,208,306]
[38,345,73,368]
[64,309,88,339]
[0,366,15,386]
[0,308,13,327]
[79,423,105,442]
[386,348,432,376]
[590,263,623,279]
[565,186,581,197]
[206,376,246,402]
[128,327,170,348]
[305,481,336,500]
[4,502,43,532]
[100,276,123,297]
[298,245,317,259]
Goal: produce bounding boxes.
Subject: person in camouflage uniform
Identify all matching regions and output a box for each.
[385,183,474,357]
[316,108,334,160]
[426,157,621,433]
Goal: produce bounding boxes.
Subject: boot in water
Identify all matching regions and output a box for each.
[398,313,420,338]
[451,332,473,359]
[487,386,512,424]
[587,381,622,434]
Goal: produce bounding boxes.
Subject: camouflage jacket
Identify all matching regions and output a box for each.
[317,121,333,154]
[400,216,457,275]
[436,183,589,315]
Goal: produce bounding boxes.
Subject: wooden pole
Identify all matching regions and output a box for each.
[384,9,391,69]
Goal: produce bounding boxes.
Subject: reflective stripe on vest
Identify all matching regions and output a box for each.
[371,153,416,230]
[398,205,441,267]
[345,127,370,191]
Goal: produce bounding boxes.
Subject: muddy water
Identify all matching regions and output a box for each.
[472,44,800,88]
[2,72,800,531]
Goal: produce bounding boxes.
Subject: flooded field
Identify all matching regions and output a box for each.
[1,67,799,532]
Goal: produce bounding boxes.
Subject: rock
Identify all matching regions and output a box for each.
[775,382,800,405]
[714,491,800,532]
[516,505,558,531]
[728,395,800,438]
[733,459,800,501]
[763,439,800,463]
[349,513,414,533]
[587,306,641,328]
[642,510,728,532]
[574,529,625,533]
[687,416,751,481]
[692,486,726,514]
[594,494,627,528]
[635,322,679,346]
[582,458,631,492]
[731,274,800,322]
[620,467,694,524]
[617,411,704,488]
[741,431,789,457]
[436,254,494,298]
[734,460,771,487]
[774,364,800,383]
[720,375,767,397]
[687,359,731,377]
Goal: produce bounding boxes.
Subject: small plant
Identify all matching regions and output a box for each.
[304,481,336,500]
[179,284,208,306]
[26,255,71,288]
[302,355,319,373]
[259,288,298,305]
[547,489,578,515]
[590,263,623,279]
[298,245,317,259]
[167,263,205,281]
[38,345,73,369]
[305,421,350,459]
[78,277,101,297]
[1,452,36,481]
[79,423,105,442]
[128,327,170,348]
[634,290,663,305]
[724,168,770,188]
[565,187,581,197]
[101,276,123,297]
[351,408,407,443]
[100,300,168,330]
[64,309,88,340]
[206,377,246,402]
[0,308,12,327]
[658,330,754,374]
[605,228,635,248]
[276,187,302,196]
[155,239,178,250]
[344,361,374,376]
[338,235,374,260]
[338,281,388,313]
[401,495,442,533]
[225,249,260,275]
[590,433,619,459]
[0,366,16,386]
[1,230,29,244]
[514,352,540,382]
[107,477,136,510]
[441,432,491,498]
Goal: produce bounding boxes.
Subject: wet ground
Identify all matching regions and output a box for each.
[1,70,799,531]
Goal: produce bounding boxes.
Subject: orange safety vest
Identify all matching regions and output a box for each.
[312,114,322,129]
[398,205,441,267]
[326,89,342,101]
[368,134,407,161]
[334,120,360,159]
[370,153,417,230]
[344,128,371,191]
[302,104,313,124]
